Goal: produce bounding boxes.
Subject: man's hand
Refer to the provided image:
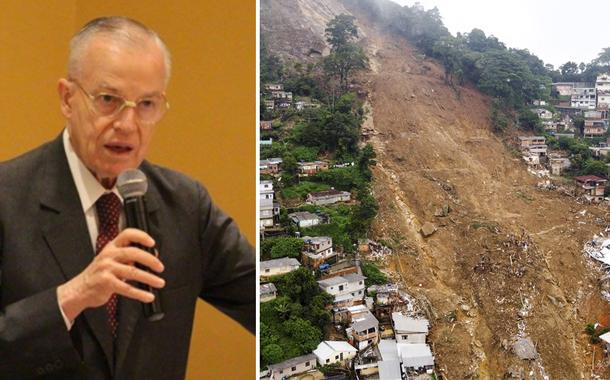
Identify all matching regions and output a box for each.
[57,228,165,322]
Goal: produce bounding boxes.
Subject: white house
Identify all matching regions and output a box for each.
[267,353,316,380]
[302,236,336,267]
[378,339,403,380]
[306,189,351,206]
[392,312,429,344]
[318,273,366,307]
[260,258,300,279]
[348,311,379,350]
[260,283,277,303]
[313,341,357,366]
[260,180,279,228]
[396,343,434,375]
[597,74,610,109]
[288,211,322,228]
[571,84,596,109]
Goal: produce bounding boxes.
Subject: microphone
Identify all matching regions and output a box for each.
[117,169,164,322]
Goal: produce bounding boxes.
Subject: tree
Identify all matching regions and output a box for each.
[261,344,284,366]
[274,267,320,305]
[361,262,388,287]
[325,14,358,50]
[349,186,379,238]
[595,47,610,66]
[281,152,298,186]
[357,144,377,181]
[323,44,368,91]
[269,237,304,259]
[518,109,541,132]
[283,317,322,353]
[581,159,608,179]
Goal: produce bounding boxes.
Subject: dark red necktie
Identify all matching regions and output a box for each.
[95,192,122,339]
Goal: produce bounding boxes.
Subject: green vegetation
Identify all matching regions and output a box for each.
[260,237,305,261]
[260,268,333,367]
[361,262,388,287]
[281,181,330,201]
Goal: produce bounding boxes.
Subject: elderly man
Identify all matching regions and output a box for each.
[0,17,255,379]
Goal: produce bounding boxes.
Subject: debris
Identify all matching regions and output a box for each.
[421,222,437,237]
[512,337,538,360]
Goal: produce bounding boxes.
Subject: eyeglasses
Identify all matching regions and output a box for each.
[71,80,169,125]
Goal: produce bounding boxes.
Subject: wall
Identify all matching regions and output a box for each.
[0,1,255,379]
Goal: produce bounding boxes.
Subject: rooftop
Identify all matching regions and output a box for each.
[352,312,379,332]
[260,257,300,271]
[288,211,320,222]
[260,283,277,295]
[268,353,316,371]
[392,313,429,333]
[397,343,434,367]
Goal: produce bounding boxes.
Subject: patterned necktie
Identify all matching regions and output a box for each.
[95,192,122,339]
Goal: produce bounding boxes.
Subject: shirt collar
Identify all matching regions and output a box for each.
[62,128,122,214]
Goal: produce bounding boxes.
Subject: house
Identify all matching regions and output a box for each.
[260,283,277,302]
[260,180,279,228]
[288,211,322,228]
[260,138,273,145]
[267,353,316,380]
[306,189,351,206]
[589,146,610,158]
[396,343,434,375]
[532,100,547,106]
[584,119,607,138]
[552,82,575,97]
[318,273,366,307]
[392,312,429,344]
[574,175,607,202]
[295,100,320,110]
[260,120,273,130]
[348,311,380,350]
[599,331,610,354]
[596,74,610,109]
[297,161,329,177]
[518,136,546,149]
[264,99,275,111]
[264,83,283,91]
[260,157,282,175]
[260,257,300,279]
[377,340,403,380]
[533,108,553,120]
[275,98,291,109]
[301,236,337,268]
[571,84,596,109]
[271,90,292,100]
[549,155,571,176]
[313,341,357,366]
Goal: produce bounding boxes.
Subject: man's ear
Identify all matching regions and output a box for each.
[58,78,73,118]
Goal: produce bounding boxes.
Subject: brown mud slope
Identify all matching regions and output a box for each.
[345,3,610,378]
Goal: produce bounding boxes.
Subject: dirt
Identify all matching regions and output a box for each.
[262,0,610,377]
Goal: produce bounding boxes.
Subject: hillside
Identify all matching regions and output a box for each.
[261,0,610,378]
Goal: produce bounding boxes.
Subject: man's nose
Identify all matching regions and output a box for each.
[113,103,138,131]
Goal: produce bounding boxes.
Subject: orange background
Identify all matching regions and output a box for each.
[0,1,255,379]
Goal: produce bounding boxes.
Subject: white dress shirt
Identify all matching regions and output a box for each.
[58,128,125,329]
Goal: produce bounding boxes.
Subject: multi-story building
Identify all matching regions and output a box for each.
[571,83,596,109]
[301,236,336,268]
[597,74,610,109]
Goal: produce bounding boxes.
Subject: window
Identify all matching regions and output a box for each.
[305,361,310,367]
[292,366,296,371]
[339,285,344,291]
[326,359,330,364]
[335,355,339,360]
[265,269,269,273]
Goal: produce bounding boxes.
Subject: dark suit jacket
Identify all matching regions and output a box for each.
[0,135,255,379]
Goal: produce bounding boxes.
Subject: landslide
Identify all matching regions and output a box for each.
[261,0,610,377]
[345,2,610,378]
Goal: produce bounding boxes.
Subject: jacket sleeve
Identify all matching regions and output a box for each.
[0,242,82,378]
[196,182,256,334]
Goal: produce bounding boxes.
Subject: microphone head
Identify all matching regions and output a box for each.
[117,169,148,198]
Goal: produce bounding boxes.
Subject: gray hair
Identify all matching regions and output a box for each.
[68,16,172,83]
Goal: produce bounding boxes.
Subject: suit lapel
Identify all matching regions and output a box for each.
[38,135,115,375]
[115,169,163,373]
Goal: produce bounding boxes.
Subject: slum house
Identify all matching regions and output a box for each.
[347,311,380,350]
[260,283,277,303]
[584,119,607,138]
[391,312,429,344]
[260,180,279,229]
[266,354,316,380]
[596,74,610,110]
[548,153,571,176]
[397,343,435,376]
[260,120,273,130]
[297,160,329,177]
[264,99,275,111]
[260,257,301,280]
[288,211,325,229]
[313,341,358,367]
[318,273,366,309]
[301,236,337,268]
[264,83,283,92]
[574,175,607,203]
[571,84,596,109]
[259,157,282,175]
[307,189,351,206]
[518,136,546,150]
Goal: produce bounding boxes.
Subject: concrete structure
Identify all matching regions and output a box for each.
[260,157,282,175]
[533,108,553,120]
[288,211,322,228]
[392,313,429,344]
[264,99,275,110]
[267,353,316,380]
[297,161,329,177]
[349,311,379,350]
[307,189,351,206]
[260,258,301,279]
[571,84,596,109]
[575,175,607,203]
[260,120,273,130]
[318,273,366,307]
[549,156,571,176]
[597,74,610,109]
[260,283,277,303]
[260,180,279,228]
[518,136,546,149]
[302,236,336,268]
[313,341,357,366]
[397,343,435,375]
[265,83,283,91]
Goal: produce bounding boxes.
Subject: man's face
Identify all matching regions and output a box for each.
[59,36,167,186]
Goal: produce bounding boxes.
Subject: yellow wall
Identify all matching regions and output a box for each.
[0,1,255,379]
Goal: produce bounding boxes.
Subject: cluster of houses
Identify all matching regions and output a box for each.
[262,83,320,113]
[552,74,610,112]
[518,135,609,202]
[260,257,436,380]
